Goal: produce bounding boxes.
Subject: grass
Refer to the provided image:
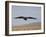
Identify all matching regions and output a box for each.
[12,22,41,31]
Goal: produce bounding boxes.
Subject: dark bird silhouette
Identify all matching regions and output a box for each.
[14,16,37,21]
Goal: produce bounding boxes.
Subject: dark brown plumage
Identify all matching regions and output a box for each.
[14,16,36,21]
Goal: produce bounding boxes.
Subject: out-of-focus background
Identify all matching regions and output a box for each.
[12,6,41,26]
[12,5,41,31]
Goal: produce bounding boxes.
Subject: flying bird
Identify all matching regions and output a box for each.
[14,16,37,21]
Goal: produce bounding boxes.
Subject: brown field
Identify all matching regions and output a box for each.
[12,22,41,31]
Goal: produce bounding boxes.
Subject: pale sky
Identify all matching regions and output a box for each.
[12,5,41,26]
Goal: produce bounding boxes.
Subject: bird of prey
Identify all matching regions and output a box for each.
[14,16,37,21]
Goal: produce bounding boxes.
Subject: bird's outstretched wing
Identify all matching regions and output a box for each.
[14,16,24,19]
[26,17,36,19]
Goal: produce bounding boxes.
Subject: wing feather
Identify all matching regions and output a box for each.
[14,16,24,19]
[26,17,36,19]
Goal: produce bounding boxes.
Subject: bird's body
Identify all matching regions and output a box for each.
[14,16,36,21]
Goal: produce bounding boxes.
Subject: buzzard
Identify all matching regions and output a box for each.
[14,16,36,21]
